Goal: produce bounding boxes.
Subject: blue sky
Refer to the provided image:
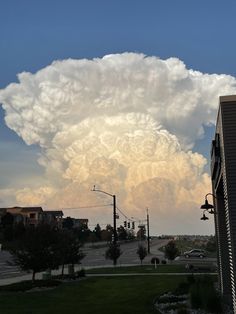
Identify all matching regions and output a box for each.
[0,0,236,234]
[1,0,235,151]
[1,0,236,87]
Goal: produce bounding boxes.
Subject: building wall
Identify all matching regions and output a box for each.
[212,95,236,312]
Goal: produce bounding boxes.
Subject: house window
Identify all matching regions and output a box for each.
[29,213,36,219]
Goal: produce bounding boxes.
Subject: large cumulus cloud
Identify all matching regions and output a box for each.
[1,53,236,234]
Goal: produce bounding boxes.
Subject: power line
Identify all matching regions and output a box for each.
[48,203,112,211]
[116,206,145,223]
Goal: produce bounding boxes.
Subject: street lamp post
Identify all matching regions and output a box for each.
[112,194,117,246]
[92,186,117,247]
[147,208,150,254]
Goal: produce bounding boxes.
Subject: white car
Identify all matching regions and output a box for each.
[184,249,206,259]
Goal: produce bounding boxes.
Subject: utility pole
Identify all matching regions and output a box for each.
[92,185,117,248]
[147,208,150,254]
[113,194,117,246]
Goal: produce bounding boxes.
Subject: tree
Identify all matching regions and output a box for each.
[101,224,113,242]
[57,229,85,276]
[1,212,14,228]
[164,240,179,261]
[94,224,102,241]
[105,243,122,265]
[205,236,216,252]
[1,213,14,242]
[117,225,128,241]
[137,225,146,240]
[74,224,91,243]
[136,244,147,265]
[9,224,59,282]
[62,216,74,229]
[87,232,97,245]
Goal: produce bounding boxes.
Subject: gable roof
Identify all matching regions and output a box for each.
[19,207,43,213]
[44,210,64,216]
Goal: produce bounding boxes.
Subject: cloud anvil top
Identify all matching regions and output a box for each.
[1,53,236,234]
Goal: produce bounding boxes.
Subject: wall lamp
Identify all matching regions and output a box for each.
[200,209,210,221]
[200,193,226,220]
[200,193,216,220]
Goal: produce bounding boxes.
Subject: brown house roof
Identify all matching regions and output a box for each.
[21,207,43,213]
[44,210,64,216]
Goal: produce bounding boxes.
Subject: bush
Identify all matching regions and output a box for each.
[164,240,179,261]
[174,281,190,295]
[187,274,195,285]
[190,276,222,313]
[0,280,61,292]
[161,259,167,264]
[177,308,188,314]
[185,263,194,271]
[151,257,160,264]
[190,282,202,309]
[76,269,86,277]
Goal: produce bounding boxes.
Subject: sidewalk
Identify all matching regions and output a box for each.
[0,269,217,286]
[0,265,82,286]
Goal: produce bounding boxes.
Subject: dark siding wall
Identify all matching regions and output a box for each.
[220,101,236,310]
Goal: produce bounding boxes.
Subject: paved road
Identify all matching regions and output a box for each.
[81,238,168,267]
[0,250,25,279]
[0,239,217,280]
[0,238,168,278]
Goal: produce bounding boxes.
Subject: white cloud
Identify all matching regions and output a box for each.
[1,53,236,234]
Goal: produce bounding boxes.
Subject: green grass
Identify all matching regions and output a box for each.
[0,276,186,314]
[86,264,188,274]
[0,280,61,292]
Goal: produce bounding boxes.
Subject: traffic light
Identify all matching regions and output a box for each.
[132,222,135,229]
[127,222,130,228]
[124,221,127,227]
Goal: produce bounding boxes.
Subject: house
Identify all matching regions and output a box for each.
[210,95,236,312]
[0,208,7,224]
[43,210,64,228]
[0,207,43,226]
[71,218,89,228]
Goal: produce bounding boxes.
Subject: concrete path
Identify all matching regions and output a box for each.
[0,269,217,286]
[86,273,217,276]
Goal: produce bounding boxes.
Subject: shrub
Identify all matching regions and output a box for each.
[177,308,188,314]
[174,281,190,295]
[76,269,86,277]
[0,280,61,292]
[161,259,167,264]
[190,276,222,313]
[190,282,202,309]
[185,263,194,271]
[164,240,179,261]
[187,274,195,285]
[151,257,160,264]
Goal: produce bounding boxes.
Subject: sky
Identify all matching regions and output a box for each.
[1,0,236,235]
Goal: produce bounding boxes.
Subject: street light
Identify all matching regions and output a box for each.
[146,208,150,254]
[91,185,117,248]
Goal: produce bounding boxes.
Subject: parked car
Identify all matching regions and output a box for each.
[184,249,206,258]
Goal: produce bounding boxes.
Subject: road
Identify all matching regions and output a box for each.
[81,238,168,267]
[0,250,24,279]
[0,238,217,278]
[0,238,168,278]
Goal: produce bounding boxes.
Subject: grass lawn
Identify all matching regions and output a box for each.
[86,264,188,274]
[0,276,187,314]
